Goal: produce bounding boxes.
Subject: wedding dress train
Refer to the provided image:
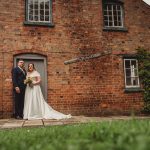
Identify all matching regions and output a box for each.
[23,71,71,120]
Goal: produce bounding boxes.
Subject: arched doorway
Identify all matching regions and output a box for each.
[14,54,47,100]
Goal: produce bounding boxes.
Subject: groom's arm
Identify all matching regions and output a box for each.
[12,68,19,88]
[12,68,21,93]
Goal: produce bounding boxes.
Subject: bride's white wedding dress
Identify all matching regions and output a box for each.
[23,70,71,120]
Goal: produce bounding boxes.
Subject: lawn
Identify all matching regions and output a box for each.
[0,119,150,150]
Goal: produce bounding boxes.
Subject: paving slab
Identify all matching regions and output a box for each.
[43,117,80,126]
[43,120,64,126]
[0,119,9,123]
[62,117,81,125]
[0,116,150,129]
[1,120,24,129]
[0,119,9,128]
[23,119,43,127]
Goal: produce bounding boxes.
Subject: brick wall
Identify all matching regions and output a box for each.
[0,0,149,118]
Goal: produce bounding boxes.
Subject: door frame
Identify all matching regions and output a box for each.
[14,53,48,100]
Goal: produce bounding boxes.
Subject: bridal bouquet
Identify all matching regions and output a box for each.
[24,77,33,88]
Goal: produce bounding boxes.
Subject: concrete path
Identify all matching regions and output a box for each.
[0,116,150,129]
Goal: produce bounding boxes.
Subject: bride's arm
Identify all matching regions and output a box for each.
[33,76,41,85]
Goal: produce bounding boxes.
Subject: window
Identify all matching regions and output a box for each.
[124,59,140,88]
[24,0,53,26]
[103,0,125,30]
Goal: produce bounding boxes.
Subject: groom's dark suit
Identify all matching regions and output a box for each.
[12,67,26,118]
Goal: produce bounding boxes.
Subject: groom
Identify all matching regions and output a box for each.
[12,59,26,119]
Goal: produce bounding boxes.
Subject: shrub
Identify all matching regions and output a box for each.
[136,47,150,113]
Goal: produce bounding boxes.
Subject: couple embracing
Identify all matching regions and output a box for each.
[12,60,71,120]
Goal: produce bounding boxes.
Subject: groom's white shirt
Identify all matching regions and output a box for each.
[18,66,25,75]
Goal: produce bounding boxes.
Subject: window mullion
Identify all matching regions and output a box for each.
[33,0,35,21]
[124,59,127,87]
[117,6,119,26]
[38,1,40,21]
[107,5,109,27]
[28,0,30,21]
[49,0,51,22]
[130,60,133,86]
[112,5,114,27]
[137,60,140,86]
[44,0,45,22]
[120,6,123,27]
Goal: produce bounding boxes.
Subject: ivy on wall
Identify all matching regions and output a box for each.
[136,47,150,113]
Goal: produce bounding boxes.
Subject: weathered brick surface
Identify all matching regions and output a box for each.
[0,0,149,118]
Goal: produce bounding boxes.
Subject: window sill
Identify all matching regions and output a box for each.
[124,88,144,93]
[103,27,128,32]
[23,21,55,27]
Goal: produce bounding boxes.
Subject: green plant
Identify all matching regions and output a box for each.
[136,47,150,113]
[0,120,150,150]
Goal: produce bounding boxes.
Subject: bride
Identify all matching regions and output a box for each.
[23,63,71,120]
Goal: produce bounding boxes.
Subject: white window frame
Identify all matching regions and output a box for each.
[27,0,51,23]
[103,2,124,28]
[124,59,140,88]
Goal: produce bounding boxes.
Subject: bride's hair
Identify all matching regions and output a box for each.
[28,63,36,72]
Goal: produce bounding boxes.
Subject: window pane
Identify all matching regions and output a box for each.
[45,10,49,16]
[34,1,38,9]
[118,16,121,21]
[29,10,33,15]
[34,15,38,21]
[118,22,122,26]
[29,4,33,9]
[113,5,116,10]
[40,9,44,16]
[104,5,107,10]
[104,16,108,21]
[45,15,49,21]
[108,5,112,10]
[114,10,117,16]
[104,21,109,26]
[131,60,137,68]
[104,11,108,15]
[117,5,121,10]
[109,16,112,21]
[40,15,44,21]
[35,9,38,16]
[108,11,112,15]
[114,16,117,21]
[126,69,131,77]
[118,11,121,16]
[109,21,113,26]
[126,77,131,86]
[114,21,118,26]
[29,15,33,21]
[132,77,139,86]
[40,2,44,9]
[45,0,50,9]
[134,69,138,76]
[125,60,130,68]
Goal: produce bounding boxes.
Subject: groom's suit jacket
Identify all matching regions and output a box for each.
[12,67,27,90]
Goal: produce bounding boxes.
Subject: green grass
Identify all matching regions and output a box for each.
[0,119,150,150]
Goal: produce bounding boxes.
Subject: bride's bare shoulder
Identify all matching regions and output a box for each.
[34,70,40,76]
